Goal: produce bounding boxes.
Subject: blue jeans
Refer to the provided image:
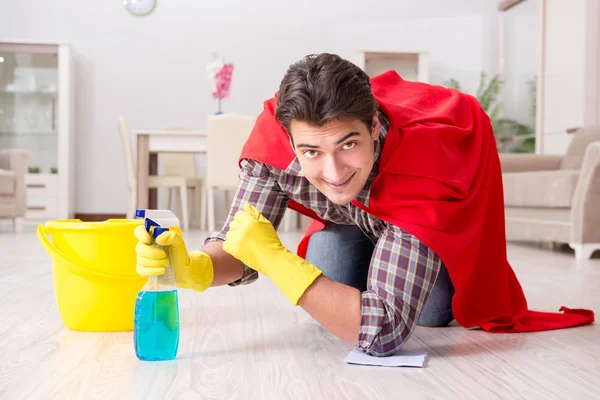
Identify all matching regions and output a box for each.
[305,222,455,327]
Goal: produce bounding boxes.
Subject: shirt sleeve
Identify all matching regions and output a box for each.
[358,225,443,356]
[204,158,290,286]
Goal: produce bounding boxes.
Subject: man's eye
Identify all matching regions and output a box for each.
[343,141,356,150]
[304,150,318,159]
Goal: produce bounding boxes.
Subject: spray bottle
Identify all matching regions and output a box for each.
[133,209,181,361]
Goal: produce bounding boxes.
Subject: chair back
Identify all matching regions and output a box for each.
[117,116,137,190]
[206,114,256,188]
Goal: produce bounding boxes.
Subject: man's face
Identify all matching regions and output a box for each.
[290,114,380,205]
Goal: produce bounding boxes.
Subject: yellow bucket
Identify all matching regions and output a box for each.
[37,219,146,332]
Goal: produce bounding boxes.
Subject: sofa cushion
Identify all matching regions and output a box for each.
[560,129,600,170]
[0,170,15,195]
[503,169,579,208]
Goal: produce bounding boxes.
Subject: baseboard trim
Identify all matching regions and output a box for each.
[505,217,570,226]
[74,213,127,221]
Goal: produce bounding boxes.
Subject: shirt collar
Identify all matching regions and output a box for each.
[354,110,389,206]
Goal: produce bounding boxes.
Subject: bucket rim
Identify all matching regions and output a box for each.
[44,219,143,233]
[37,224,145,282]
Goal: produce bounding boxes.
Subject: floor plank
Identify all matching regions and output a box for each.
[0,227,598,399]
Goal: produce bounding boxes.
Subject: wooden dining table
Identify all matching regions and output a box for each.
[133,129,208,209]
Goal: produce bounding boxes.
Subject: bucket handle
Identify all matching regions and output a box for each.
[37,224,143,282]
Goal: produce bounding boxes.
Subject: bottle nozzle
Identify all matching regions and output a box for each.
[152,227,169,240]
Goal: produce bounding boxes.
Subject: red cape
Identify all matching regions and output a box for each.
[239,71,594,332]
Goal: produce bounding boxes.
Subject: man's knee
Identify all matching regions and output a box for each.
[417,264,455,327]
[305,223,374,290]
[417,309,454,327]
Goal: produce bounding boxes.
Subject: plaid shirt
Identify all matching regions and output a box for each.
[205,112,443,356]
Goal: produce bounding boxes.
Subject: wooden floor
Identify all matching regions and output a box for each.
[1,226,599,399]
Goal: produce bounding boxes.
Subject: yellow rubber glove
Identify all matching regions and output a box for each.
[134,225,214,292]
[222,204,322,305]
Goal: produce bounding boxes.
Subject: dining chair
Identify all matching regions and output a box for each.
[161,126,206,230]
[117,116,203,230]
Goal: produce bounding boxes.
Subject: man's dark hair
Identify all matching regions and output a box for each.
[274,53,378,143]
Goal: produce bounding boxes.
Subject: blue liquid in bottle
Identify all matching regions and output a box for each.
[134,289,179,361]
[134,226,180,361]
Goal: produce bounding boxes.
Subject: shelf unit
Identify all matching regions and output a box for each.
[356,51,429,83]
[0,41,75,221]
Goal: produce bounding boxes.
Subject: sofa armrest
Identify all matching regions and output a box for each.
[0,148,30,175]
[499,154,564,173]
[571,142,600,244]
[0,149,31,217]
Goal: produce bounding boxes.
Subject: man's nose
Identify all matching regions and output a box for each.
[322,156,346,183]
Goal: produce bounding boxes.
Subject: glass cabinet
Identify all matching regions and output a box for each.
[0,42,74,220]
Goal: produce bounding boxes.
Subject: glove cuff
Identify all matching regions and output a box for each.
[182,250,215,292]
[270,250,323,306]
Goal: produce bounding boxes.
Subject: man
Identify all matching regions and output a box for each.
[134,53,593,356]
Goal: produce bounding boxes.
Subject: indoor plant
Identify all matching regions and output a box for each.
[206,55,234,115]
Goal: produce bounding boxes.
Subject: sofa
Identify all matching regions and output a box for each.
[0,149,30,233]
[499,128,600,259]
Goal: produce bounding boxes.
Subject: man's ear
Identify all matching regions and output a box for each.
[371,112,381,140]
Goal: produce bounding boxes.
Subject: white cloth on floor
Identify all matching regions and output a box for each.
[344,348,427,367]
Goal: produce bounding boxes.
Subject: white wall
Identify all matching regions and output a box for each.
[0,0,499,214]
[537,0,599,154]
[334,15,493,95]
[584,0,600,130]
[502,0,538,127]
